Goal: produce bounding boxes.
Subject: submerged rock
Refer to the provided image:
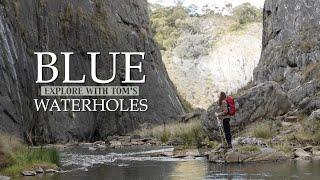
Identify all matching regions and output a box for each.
[21,171,36,176]
[225,152,247,163]
[45,169,58,173]
[0,176,11,180]
[209,146,289,163]
[294,148,311,160]
[34,167,44,173]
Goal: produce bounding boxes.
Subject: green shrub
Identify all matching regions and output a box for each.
[233,3,262,25]
[0,134,60,177]
[160,130,170,143]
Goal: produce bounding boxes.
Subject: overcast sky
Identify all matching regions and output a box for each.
[148,0,265,9]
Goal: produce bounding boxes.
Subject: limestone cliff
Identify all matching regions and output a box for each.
[0,0,184,143]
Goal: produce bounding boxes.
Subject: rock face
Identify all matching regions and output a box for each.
[254,0,320,88]
[0,0,184,143]
[254,0,320,116]
[203,0,320,140]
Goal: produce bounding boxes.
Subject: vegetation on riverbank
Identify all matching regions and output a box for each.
[135,118,207,147]
[0,134,60,177]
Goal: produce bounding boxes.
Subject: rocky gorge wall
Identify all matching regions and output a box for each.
[204,0,320,139]
[0,0,184,143]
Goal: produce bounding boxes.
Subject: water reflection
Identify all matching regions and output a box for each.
[19,146,320,180]
[169,160,207,180]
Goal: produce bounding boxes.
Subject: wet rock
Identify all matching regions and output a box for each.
[79,143,93,147]
[110,140,122,148]
[303,146,313,152]
[130,141,145,146]
[89,147,97,151]
[155,151,173,157]
[294,148,311,159]
[21,171,36,176]
[173,148,200,158]
[313,151,320,156]
[34,167,44,173]
[225,151,248,163]
[312,147,320,156]
[312,156,320,161]
[244,148,289,162]
[147,139,161,146]
[93,141,105,146]
[45,169,58,173]
[208,153,220,162]
[0,176,11,180]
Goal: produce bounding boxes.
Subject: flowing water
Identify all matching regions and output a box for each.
[20,146,320,180]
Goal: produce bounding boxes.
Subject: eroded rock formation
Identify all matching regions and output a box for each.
[0,0,184,143]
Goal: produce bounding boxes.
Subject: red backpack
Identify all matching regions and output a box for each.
[226,96,236,116]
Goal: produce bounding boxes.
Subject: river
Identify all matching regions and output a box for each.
[20,146,320,180]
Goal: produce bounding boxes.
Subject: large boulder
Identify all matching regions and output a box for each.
[306,109,320,132]
[236,81,291,124]
[288,80,320,107]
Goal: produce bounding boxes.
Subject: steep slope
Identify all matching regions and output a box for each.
[167,20,262,108]
[0,0,184,143]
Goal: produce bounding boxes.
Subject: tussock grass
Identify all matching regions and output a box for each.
[135,119,206,147]
[252,124,274,139]
[303,62,320,81]
[238,145,261,153]
[292,115,320,145]
[0,134,59,177]
[273,143,293,155]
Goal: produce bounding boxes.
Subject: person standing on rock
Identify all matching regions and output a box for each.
[216,92,236,149]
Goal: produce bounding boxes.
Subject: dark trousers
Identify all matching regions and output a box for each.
[223,118,232,147]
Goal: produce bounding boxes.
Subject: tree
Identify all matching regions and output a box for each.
[187,4,198,16]
[233,3,262,24]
